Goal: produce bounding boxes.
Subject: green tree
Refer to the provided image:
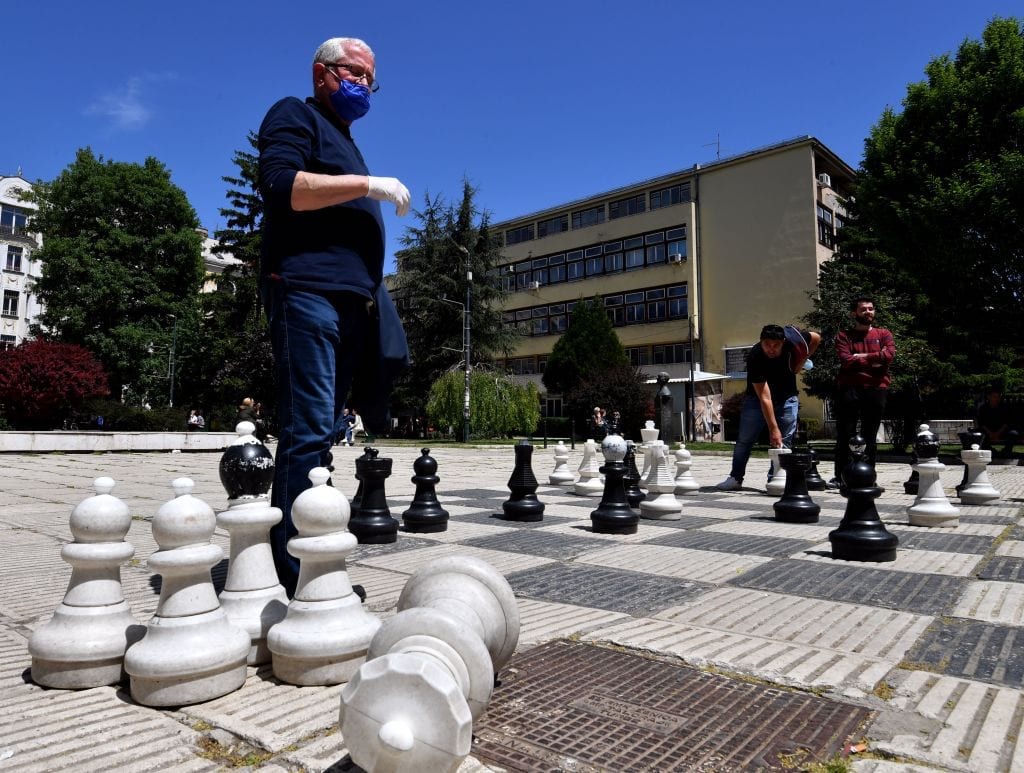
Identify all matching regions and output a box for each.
[542,298,648,436]
[187,133,275,425]
[393,181,517,416]
[27,148,203,403]
[829,16,1024,412]
[426,367,540,439]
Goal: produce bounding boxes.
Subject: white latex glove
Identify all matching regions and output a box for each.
[366,176,411,217]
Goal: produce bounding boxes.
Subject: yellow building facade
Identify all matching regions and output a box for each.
[493,136,854,439]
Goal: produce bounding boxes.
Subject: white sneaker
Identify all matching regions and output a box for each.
[716,476,742,491]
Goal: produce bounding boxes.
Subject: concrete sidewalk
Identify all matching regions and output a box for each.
[1,444,1022,771]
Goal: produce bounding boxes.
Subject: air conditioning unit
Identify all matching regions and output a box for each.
[668,253,686,264]
[817,172,832,188]
[528,281,540,290]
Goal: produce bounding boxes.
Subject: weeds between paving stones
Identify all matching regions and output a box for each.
[196,735,274,768]
[872,681,895,700]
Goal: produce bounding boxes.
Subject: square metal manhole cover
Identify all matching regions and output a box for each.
[475,640,873,772]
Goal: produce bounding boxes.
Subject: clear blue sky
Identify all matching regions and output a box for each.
[2,1,1018,272]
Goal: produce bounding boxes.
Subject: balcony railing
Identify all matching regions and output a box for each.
[0,224,36,244]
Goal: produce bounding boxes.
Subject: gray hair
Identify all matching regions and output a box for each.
[313,37,374,65]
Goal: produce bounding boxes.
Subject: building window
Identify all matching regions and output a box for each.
[5,246,23,272]
[548,254,567,283]
[567,258,585,281]
[505,224,535,246]
[609,194,646,220]
[604,252,623,273]
[2,290,19,318]
[625,291,645,324]
[667,284,688,319]
[0,204,30,237]
[537,214,568,239]
[646,288,666,321]
[653,343,691,364]
[571,205,606,230]
[0,334,15,351]
[650,183,691,210]
[817,204,835,249]
[646,243,666,265]
[625,247,645,270]
[625,346,650,366]
[585,255,604,277]
[532,257,548,285]
[544,396,562,417]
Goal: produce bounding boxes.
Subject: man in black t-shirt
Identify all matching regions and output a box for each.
[716,324,820,490]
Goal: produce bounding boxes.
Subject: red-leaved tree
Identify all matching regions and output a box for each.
[0,340,110,429]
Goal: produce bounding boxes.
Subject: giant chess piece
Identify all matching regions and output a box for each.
[639,420,660,479]
[341,556,519,773]
[503,440,545,521]
[591,433,640,534]
[216,422,289,665]
[125,478,250,706]
[623,441,646,508]
[902,450,920,495]
[349,447,399,544]
[402,448,450,533]
[548,441,575,486]
[773,452,820,523]
[640,442,682,520]
[573,439,604,497]
[829,436,899,562]
[907,425,959,527]
[673,442,700,496]
[29,477,141,688]
[960,445,1001,505]
[805,447,826,491]
[956,428,985,495]
[269,468,381,685]
[765,447,792,496]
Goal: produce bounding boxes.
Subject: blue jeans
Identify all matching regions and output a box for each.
[729,394,800,482]
[267,285,368,595]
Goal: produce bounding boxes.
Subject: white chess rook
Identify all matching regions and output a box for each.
[341,555,519,773]
[765,447,792,496]
[673,442,700,495]
[548,441,575,485]
[960,445,1000,505]
[269,468,380,685]
[29,477,141,689]
[573,439,604,496]
[640,442,682,520]
[125,478,250,707]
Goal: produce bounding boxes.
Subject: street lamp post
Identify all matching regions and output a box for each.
[454,245,472,443]
[168,314,178,408]
[688,314,696,442]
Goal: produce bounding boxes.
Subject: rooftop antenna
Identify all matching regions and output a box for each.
[702,133,720,160]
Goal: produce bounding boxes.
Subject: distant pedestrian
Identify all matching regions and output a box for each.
[187,410,201,431]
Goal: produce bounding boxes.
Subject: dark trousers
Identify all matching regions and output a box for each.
[834,386,887,478]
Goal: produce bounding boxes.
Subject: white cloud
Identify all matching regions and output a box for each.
[84,73,177,132]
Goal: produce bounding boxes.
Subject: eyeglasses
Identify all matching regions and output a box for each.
[326,61,379,93]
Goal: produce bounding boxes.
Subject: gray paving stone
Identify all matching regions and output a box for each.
[506,563,713,616]
[350,536,440,561]
[978,556,1024,583]
[885,529,994,555]
[903,618,1024,689]
[644,529,815,558]
[731,559,969,615]
[447,510,576,528]
[633,514,724,530]
[462,529,611,559]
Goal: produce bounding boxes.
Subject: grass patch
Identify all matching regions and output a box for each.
[196,736,274,768]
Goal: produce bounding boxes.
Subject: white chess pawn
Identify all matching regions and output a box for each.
[548,441,575,486]
[573,439,604,496]
[217,422,289,665]
[125,478,250,707]
[960,445,1000,504]
[765,447,792,496]
[269,468,380,685]
[29,477,141,688]
[640,443,682,520]
[341,556,519,773]
[673,442,700,495]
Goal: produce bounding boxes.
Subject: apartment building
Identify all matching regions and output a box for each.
[0,174,43,351]
[493,136,854,439]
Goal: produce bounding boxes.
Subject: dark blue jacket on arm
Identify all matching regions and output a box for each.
[257,96,385,297]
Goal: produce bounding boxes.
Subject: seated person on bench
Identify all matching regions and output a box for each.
[977,387,1019,458]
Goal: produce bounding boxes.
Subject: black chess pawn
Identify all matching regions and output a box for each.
[956,428,985,494]
[623,441,646,509]
[401,448,449,533]
[591,434,639,534]
[219,422,276,500]
[502,440,545,522]
[805,447,826,491]
[829,435,898,562]
[903,450,920,495]
[773,452,820,523]
[348,447,399,544]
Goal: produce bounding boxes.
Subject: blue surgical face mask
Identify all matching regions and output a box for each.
[329,79,371,123]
